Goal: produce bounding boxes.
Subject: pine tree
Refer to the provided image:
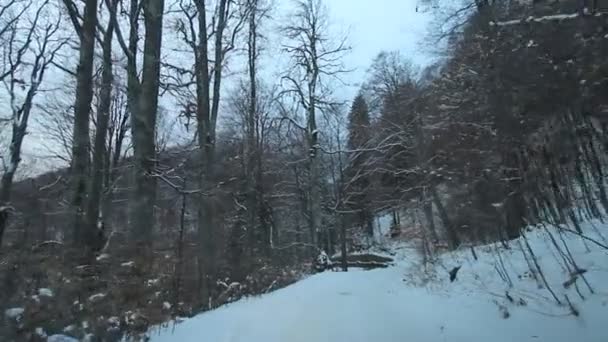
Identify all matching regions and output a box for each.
[347,95,371,153]
[346,94,374,236]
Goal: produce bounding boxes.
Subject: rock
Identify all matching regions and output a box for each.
[449,266,462,282]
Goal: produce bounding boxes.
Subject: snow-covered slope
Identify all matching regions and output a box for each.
[145,220,608,342]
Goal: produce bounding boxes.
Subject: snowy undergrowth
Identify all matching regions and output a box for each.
[142,219,608,342]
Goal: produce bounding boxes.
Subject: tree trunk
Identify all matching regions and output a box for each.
[85,9,115,252]
[431,185,460,248]
[174,182,187,304]
[0,163,18,248]
[422,187,439,242]
[308,107,321,249]
[0,72,42,247]
[129,0,164,251]
[364,209,374,237]
[246,0,260,257]
[68,0,98,245]
[193,0,230,303]
[102,101,129,230]
[340,214,348,271]
[197,145,216,303]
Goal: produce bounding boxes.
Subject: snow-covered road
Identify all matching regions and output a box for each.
[146,221,608,342]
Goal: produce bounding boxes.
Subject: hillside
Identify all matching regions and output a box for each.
[137,219,608,342]
[2,0,608,340]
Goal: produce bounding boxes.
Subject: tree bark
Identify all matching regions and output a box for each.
[245,0,260,257]
[422,188,439,242]
[65,0,98,246]
[0,20,56,246]
[282,0,349,251]
[309,125,321,249]
[129,0,164,251]
[84,4,115,252]
[192,0,230,302]
[340,214,348,271]
[431,185,460,248]
[0,101,33,247]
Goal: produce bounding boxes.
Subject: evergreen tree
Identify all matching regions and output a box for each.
[346,94,374,236]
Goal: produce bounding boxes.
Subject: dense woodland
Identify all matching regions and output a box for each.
[0,0,607,339]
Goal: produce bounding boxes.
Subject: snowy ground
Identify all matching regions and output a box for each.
[144,219,608,342]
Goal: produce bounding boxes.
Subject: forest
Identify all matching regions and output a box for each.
[0,0,607,340]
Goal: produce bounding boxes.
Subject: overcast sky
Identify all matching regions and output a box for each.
[13,0,438,177]
[268,0,437,100]
[327,0,435,81]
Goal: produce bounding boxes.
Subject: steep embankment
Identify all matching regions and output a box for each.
[139,218,608,342]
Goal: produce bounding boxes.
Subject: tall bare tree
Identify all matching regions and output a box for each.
[0,0,64,247]
[84,0,118,251]
[281,0,349,250]
[243,0,273,258]
[172,0,248,300]
[244,0,259,259]
[62,0,99,247]
[109,0,165,254]
[364,51,417,114]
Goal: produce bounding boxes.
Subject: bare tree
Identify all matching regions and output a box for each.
[244,0,260,260]
[364,51,418,114]
[243,0,273,259]
[171,0,248,301]
[109,0,165,254]
[35,88,74,165]
[0,0,32,82]
[84,0,118,251]
[0,0,65,247]
[281,0,349,250]
[62,0,99,248]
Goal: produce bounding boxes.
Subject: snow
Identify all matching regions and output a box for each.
[4,307,24,320]
[47,335,79,342]
[373,211,394,243]
[145,218,608,342]
[38,288,54,297]
[146,278,160,287]
[108,316,121,326]
[96,253,110,261]
[491,13,580,26]
[63,325,77,333]
[88,293,106,302]
[35,327,47,338]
